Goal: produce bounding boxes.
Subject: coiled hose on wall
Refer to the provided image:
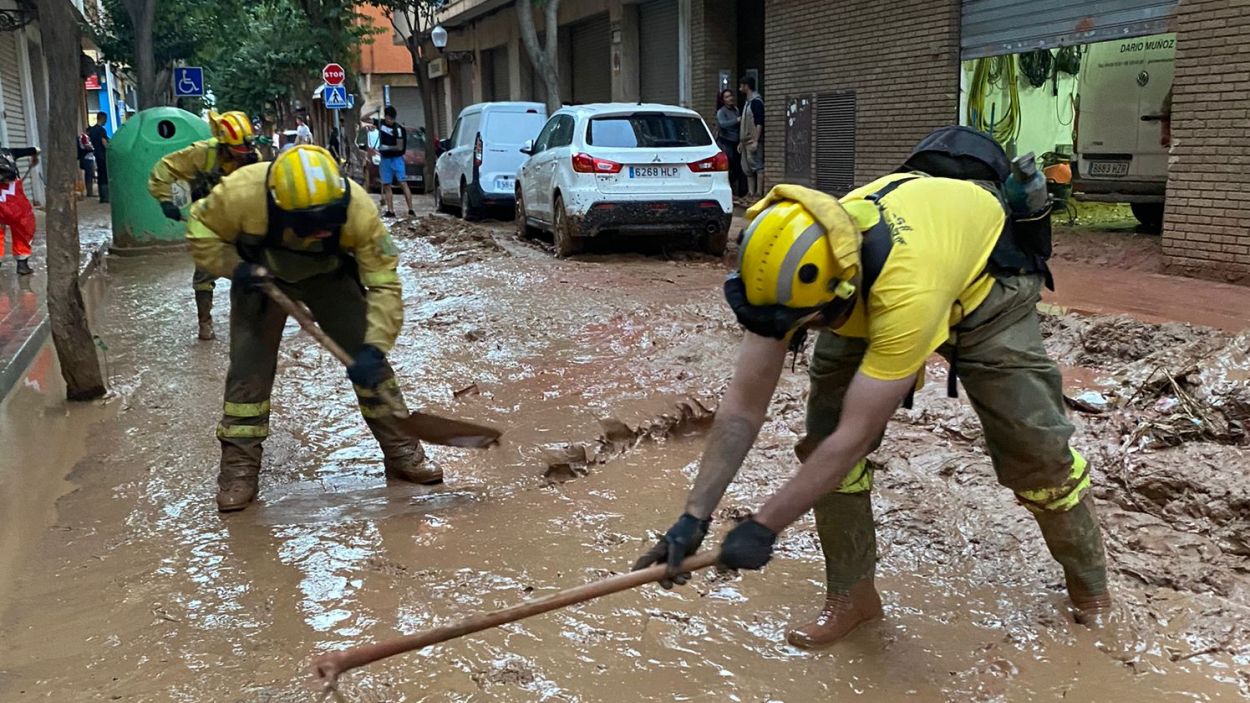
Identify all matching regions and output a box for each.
[966,55,1021,146]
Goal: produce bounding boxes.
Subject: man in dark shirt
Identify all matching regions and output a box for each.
[367,106,414,218]
[738,76,765,198]
[86,111,110,203]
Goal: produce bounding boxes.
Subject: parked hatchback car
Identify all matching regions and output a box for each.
[434,102,548,219]
[515,103,732,257]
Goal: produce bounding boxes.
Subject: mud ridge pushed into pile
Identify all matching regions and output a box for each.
[1040,313,1227,370]
[393,214,506,266]
[542,397,716,482]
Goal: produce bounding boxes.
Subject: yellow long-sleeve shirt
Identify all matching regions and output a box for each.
[186,163,404,352]
[147,139,231,205]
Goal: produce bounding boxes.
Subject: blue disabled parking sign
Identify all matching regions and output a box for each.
[173,67,205,98]
[323,84,349,110]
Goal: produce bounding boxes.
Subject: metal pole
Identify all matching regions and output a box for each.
[333,107,341,163]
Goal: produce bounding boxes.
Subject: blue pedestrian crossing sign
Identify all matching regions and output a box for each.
[173,67,205,98]
[323,84,349,110]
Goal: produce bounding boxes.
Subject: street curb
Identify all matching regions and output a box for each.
[0,242,109,403]
[108,241,188,257]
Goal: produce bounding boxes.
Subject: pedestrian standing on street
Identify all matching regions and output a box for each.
[77,131,96,198]
[716,88,746,197]
[738,76,765,198]
[635,128,1111,650]
[86,111,110,203]
[364,106,416,218]
[295,117,313,146]
[186,145,440,512]
[149,110,261,341]
[0,147,38,275]
[328,125,341,162]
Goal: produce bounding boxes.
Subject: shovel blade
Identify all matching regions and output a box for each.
[400,411,502,448]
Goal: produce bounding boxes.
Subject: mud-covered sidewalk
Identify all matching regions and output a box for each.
[0,209,1247,701]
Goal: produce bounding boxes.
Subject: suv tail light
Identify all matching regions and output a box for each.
[689,152,729,173]
[572,153,623,174]
[473,134,483,168]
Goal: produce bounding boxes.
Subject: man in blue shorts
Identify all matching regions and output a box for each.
[370,106,415,218]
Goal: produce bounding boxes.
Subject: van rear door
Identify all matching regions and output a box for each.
[1076,33,1175,185]
[479,107,548,196]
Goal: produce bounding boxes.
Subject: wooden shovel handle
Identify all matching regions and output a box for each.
[260,281,407,416]
[310,550,722,687]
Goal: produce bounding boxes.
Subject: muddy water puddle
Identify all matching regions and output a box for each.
[1,214,1248,701]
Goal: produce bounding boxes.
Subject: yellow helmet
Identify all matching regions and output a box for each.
[212,110,255,148]
[738,200,856,309]
[267,145,348,212]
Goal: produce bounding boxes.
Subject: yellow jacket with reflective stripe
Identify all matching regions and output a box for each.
[147,139,231,204]
[186,163,404,352]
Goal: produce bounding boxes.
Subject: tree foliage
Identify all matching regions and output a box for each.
[89,0,217,104]
[202,0,376,113]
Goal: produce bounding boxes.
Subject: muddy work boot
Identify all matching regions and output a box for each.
[195,290,216,340]
[382,442,443,485]
[1033,495,1112,625]
[787,576,884,649]
[216,445,261,512]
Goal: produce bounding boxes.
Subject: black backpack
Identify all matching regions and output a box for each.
[898,126,1053,289]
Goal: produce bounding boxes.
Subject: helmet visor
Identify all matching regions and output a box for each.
[285,199,349,238]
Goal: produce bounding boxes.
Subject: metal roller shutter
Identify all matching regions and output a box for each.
[388,86,424,132]
[480,46,509,102]
[962,0,1179,59]
[570,14,611,104]
[639,0,680,105]
[0,32,28,147]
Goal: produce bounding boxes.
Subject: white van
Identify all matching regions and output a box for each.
[1073,33,1175,229]
[433,102,548,219]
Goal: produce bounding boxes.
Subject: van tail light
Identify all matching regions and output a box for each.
[473,134,483,168]
[689,152,729,173]
[572,153,623,174]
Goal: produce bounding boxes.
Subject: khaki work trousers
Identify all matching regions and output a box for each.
[215,268,420,482]
[798,274,1106,595]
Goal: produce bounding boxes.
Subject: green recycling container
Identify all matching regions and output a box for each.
[108,107,213,250]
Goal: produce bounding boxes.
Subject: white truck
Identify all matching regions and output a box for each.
[1073,33,1175,230]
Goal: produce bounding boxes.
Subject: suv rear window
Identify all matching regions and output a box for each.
[587,113,713,148]
[484,111,547,145]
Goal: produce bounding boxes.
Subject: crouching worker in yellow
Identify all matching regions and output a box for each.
[149,110,260,341]
[634,127,1111,648]
[187,145,441,512]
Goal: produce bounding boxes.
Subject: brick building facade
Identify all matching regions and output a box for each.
[1163,0,1250,283]
[758,0,961,186]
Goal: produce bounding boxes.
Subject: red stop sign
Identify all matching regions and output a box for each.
[322,63,345,86]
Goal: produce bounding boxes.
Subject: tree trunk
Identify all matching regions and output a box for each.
[32,0,107,400]
[517,0,562,112]
[121,0,160,107]
[412,42,438,190]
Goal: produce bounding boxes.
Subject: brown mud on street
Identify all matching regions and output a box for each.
[1,211,1248,701]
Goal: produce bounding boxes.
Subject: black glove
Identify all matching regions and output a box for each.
[159,201,182,221]
[231,262,272,290]
[718,517,777,571]
[632,513,711,589]
[723,275,822,340]
[346,344,388,389]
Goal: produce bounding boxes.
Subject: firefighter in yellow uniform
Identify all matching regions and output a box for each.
[187,145,441,512]
[149,110,260,340]
[635,129,1110,649]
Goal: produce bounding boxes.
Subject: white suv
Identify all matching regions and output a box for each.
[434,102,548,220]
[515,103,732,257]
